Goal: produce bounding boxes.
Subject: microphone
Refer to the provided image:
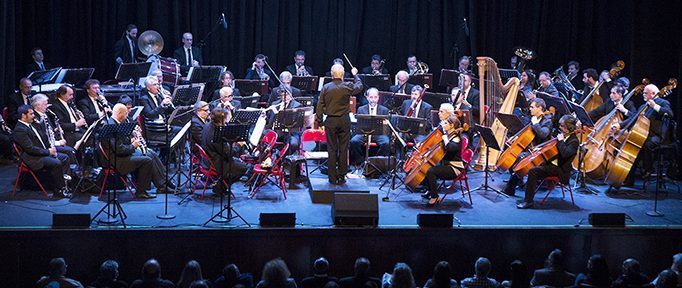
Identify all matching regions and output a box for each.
[221,13,228,30]
[463,18,470,37]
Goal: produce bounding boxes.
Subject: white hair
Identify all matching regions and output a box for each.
[279,71,293,82]
[395,70,409,85]
[440,103,455,114]
[31,93,49,107]
[366,87,379,97]
[331,64,345,79]
[219,87,234,97]
[144,75,158,87]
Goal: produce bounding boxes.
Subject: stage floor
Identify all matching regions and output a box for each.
[1,162,681,229]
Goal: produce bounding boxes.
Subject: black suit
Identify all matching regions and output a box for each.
[34,112,77,164]
[101,118,167,192]
[211,87,242,102]
[588,99,636,123]
[522,133,579,203]
[245,68,276,87]
[568,74,582,92]
[190,115,207,147]
[12,121,68,190]
[360,66,388,75]
[200,123,248,184]
[78,96,110,125]
[300,276,337,288]
[399,100,433,120]
[173,46,203,73]
[26,61,50,74]
[47,99,84,147]
[113,35,139,64]
[460,87,481,123]
[350,104,390,165]
[7,92,32,128]
[619,97,674,174]
[268,85,302,105]
[286,64,314,77]
[317,77,364,182]
[138,89,177,144]
[389,83,414,95]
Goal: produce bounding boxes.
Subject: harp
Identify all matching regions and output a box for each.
[473,57,520,170]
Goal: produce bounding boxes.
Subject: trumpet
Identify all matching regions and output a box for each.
[296,64,310,76]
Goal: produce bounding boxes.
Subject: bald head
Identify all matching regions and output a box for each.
[112,103,129,121]
[331,64,345,79]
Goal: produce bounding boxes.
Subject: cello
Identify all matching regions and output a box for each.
[571,79,649,178]
[580,61,624,113]
[604,79,677,187]
[403,123,468,190]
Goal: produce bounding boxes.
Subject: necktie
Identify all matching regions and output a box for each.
[64,102,77,123]
[370,107,375,115]
[39,63,45,70]
[187,48,193,65]
[128,38,135,63]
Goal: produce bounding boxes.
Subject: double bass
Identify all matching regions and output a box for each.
[571,79,649,179]
[580,60,624,113]
[403,123,468,190]
[604,79,677,187]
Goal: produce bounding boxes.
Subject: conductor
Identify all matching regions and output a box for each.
[316,64,363,184]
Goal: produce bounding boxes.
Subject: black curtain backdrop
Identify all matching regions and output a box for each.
[1,0,680,125]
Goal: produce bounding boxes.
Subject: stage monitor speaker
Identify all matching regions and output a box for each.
[588,213,626,227]
[52,213,90,229]
[333,193,378,226]
[418,213,453,228]
[259,213,296,227]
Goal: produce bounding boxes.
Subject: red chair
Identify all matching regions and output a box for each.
[441,136,474,205]
[248,144,289,199]
[97,143,137,198]
[12,144,49,197]
[193,144,236,200]
[241,130,278,165]
[537,176,574,206]
[299,129,328,176]
[2,107,8,123]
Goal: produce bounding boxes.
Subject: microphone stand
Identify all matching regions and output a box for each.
[157,97,176,220]
[198,14,227,48]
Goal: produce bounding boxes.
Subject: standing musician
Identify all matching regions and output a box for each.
[245,54,276,87]
[286,50,314,77]
[173,32,202,73]
[317,64,363,184]
[450,74,480,123]
[503,98,554,196]
[349,88,390,166]
[588,85,636,123]
[138,75,176,143]
[212,70,240,101]
[268,71,302,105]
[113,24,139,65]
[191,101,210,148]
[7,78,34,128]
[517,114,579,209]
[48,85,87,147]
[13,105,71,198]
[406,55,419,76]
[26,47,50,74]
[389,71,414,95]
[31,94,77,164]
[78,79,112,125]
[212,87,242,113]
[610,84,674,186]
[567,61,582,91]
[361,54,388,75]
[103,104,176,198]
[422,110,467,205]
[200,108,249,193]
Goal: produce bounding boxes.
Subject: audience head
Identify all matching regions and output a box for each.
[390,262,415,288]
[671,253,682,272]
[48,257,67,277]
[325,281,340,288]
[142,258,162,280]
[431,261,452,288]
[190,280,211,288]
[584,254,611,287]
[222,263,241,280]
[313,257,330,275]
[474,257,492,277]
[545,249,565,269]
[354,257,371,278]
[179,260,204,287]
[509,260,529,288]
[100,260,120,281]
[261,258,291,286]
[622,258,641,276]
[654,269,678,288]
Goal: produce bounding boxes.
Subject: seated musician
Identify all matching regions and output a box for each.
[450,87,471,111]
[245,54,276,87]
[138,75,177,144]
[31,94,77,164]
[611,84,674,186]
[349,88,390,166]
[530,72,559,99]
[7,78,34,128]
[103,104,176,198]
[516,114,579,209]
[12,105,71,198]
[78,79,112,126]
[579,68,612,103]
[267,89,303,153]
[504,98,554,196]
[151,69,173,93]
[212,87,242,113]
[200,108,249,193]
[324,58,352,78]
[268,71,302,105]
[451,73,480,122]
[422,113,467,205]
[286,50,314,77]
[389,71,414,95]
[567,61,582,91]
[212,70,241,101]
[513,70,537,121]
[588,85,636,123]
[399,85,433,143]
[0,116,12,163]
[190,101,210,147]
[361,54,388,75]
[48,85,87,147]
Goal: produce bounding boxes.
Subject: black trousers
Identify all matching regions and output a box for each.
[426,165,462,196]
[113,151,154,192]
[523,164,564,203]
[349,134,390,165]
[324,115,350,182]
[64,131,84,148]
[0,132,12,159]
[40,153,70,190]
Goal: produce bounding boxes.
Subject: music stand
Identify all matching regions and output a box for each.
[536,93,570,116]
[569,103,599,194]
[172,84,205,106]
[378,91,410,114]
[422,92,451,111]
[274,109,306,133]
[358,74,391,92]
[499,68,521,82]
[27,67,61,87]
[378,115,427,191]
[438,69,458,90]
[115,62,151,103]
[379,116,410,199]
[73,116,107,194]
[355,115,390,176]
[91,122,136,227]
[187,65,225,83]
[291,76,319,94]
[408,73,433,87]
[470,124,506,197]
[233,96,260,108]
[294,96,314,107]
[495,113,526,135]
[204,124,251,226]
[230,109,261,125]
[234,79,268,96]
[55,68,95,86]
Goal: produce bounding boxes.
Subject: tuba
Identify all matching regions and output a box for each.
[416,62,429,74]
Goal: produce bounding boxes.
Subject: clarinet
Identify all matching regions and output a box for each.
[46,109,65,141]
[69,103,88,129]
[133,125,148,156]
[0,117,11,134]
[38,117,58,158]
